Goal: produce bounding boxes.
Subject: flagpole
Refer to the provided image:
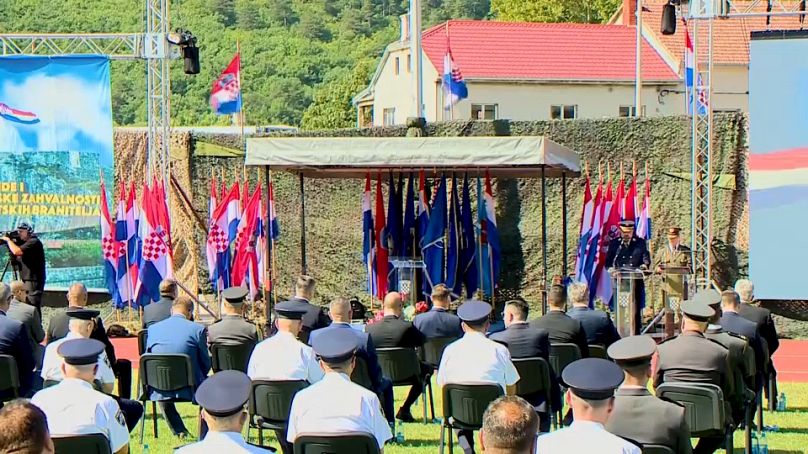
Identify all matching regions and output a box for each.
[237,40,246,145]
[123,189,135,324]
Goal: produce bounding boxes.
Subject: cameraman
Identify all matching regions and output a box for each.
[1,223,45,316]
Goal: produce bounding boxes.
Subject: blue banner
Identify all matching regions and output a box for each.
[0,56,113,289]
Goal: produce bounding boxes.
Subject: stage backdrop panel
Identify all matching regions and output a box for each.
[749,31,808,300]
[0,55,113,289]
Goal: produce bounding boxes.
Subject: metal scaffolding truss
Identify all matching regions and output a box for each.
[687,0,806,287]
[0,0,172,181]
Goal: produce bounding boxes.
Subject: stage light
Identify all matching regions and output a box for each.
[661,2,677,35]
[183,46,200,75]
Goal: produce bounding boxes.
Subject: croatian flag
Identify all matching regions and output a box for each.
[582,180,604,286]
[114,182,135,307]
[478,172,501,298]
[210,53,242,115]
[684,28,708,115]
[442,50,468,108]
[138,182,173,304]
[416,170,431,296]
[249,187,267,301]
[232,186,261,289]
[99,178,119,304]
[636,176,652,240]
[375,174,389,298]
[0,103,39,124]
[208,183,237,291]
[596,181,623,307]
[624,175,637,223]
[268,178,280,241]
[363,174,377,296]
[206,177,220,289]
[574,177,594,282]
[226,182,242,246]
[125,183,142,307]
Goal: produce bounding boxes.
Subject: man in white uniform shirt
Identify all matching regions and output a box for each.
[247,299,324,453]
[176,370,273,453]
[287,327,392,452]
[32,338,130,454]
[537,358,640,454]
[437,300,520,454]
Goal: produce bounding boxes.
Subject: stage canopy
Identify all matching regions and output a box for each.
[245,136,580,178]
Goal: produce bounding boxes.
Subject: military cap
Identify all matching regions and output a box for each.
[618,219,635,231]
[222,286,248,305]
[275,300,308,320]
[312,329,357,364]
[608,335,657,367]
[195,370,251,417]
[562,358,624,400]
[65,308,100,320]
[692,289,722,307]
[16,222,32,232]
[57,338,104,366]
[680,299,715,322]
[457,300,492,324]
[667,227,681,236]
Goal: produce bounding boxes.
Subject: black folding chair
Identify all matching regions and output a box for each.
[642,445,676,454]
[293,432,380,454]
[248,380,308,449]
[210,342,256,373]
[137,330,148,356]
[350,356,373,391]
[512,357,553,411]
[549,343,581,426]
[656,382,733,453]
[439,384,503,454]
[419,336,457,369]
[52,433,111,454]
[0,355,20,402]
[138,353,197,444]
[588,344,609,360]
[377,347,434,423]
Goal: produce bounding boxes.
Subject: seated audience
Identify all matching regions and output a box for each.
[566,282,620,347]
[480,396,539,454]
[142,279,176,329]
[208,286,259,348]
[530,284,589,358]
[0,283,34,398]
[0,399,54,454]
[7,281,44,367]
[413,284,463,340]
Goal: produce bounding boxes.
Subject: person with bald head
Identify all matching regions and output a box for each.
[365,292,427,422]
[309,297,395,428]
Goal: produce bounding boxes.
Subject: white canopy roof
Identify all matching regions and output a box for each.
[245,136,580,178]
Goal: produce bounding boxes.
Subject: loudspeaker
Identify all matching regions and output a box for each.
[661,2,677,35]
[183,46,200,75]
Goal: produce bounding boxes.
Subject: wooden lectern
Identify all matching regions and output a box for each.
[660,265,690,339]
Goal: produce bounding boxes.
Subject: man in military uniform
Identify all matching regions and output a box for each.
[32,338,131,454]
[176,370,273,453]
[208,286,260,348]
[655,300,732,454]
[606,335,692,454]
[605,220,651,334]
[655,227,693,334]
[537,358,640,454]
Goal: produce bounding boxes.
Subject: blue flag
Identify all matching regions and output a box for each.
[460,174,478,298]
[423,174,447,290]
[477,173,501,298]
[445,175,462,297]
[417,171,432,296]
[386,172,403,290]
[403,173,416,257]
[362,174,376,295]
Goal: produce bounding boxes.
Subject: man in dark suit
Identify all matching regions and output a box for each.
[208,286,259,348]
[489,298,559,432]
[142,279,176,329]
[0,284,34,398]
[278,275,330,344]
[146,297,211,437]
[655,300,731,454]
[309,297,395,428]
[607,336,692,454]
[365,292,426,422]
[46,282,131,399]
[7,281,44,367]
[735,278,780,409]
[719,290,765,392]
[605,220,651,333]
[566,282,620,347]
[413,284,463,339]
[530,285,589,358]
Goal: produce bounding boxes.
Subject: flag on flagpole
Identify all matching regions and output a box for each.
[624,173,637,222]
[210,53,242,115]
[590,180,614,305]
[250,186,267,301]
[460,174,478,298]
[99,177,119,305]
[684,27,708,115]
[582,178,604,286]
[423,175,447,290]
[445,175,462,297]
[232,186,261,289]
[125,183,142,307]
[375,173,389,298]
[416,170,431,296]
[483,172,501,293]
[442,50,468,108]
[363,174,377,296]
[268,177,280,241]
[403,173,416,258]
[206,176,219,290]
[615,174,626,221]
[595,179,623,306]
[636,175,652,240]
[574,176,594,282]
[138,181,173,304]
[114,182,135,308]
[208,183,238,292]
[386,172,403,290]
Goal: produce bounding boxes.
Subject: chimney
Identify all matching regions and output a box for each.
[400,14,410,41]
[623,0,636,25]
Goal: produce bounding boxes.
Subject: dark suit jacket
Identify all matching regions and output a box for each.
[142,297,173,329]
[738,302,779,356]
[309,323,384,394]
[365,315,425,349]
[605,237,651,269]
[413,307,463,339]
[529,310,590,358]
[47,307,117,364]
[7,298,44,354]
[567,306,620,347]
[295,297,331,344]
[146,315,211,401]
[607,388,692,454]
[0,312,34,396]
[489,323,560,411]
[706,326,753,409]
[720,311,765,384]
[207,315,259,347]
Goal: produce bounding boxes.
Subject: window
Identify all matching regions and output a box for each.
[407,54,412,72]
[394,57,400,76]
[550,104,577,120]
[383,108,396,126]
[471,103,498,120]
[619,105,646,117]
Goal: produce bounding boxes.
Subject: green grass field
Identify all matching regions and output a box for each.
[129,381,808,453]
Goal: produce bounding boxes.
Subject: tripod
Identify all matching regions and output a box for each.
[0,246,19,282]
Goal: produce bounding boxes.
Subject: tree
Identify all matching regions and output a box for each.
[209,0,237,26]
[300,60,374,130]
[266,0,298,26]
[490,0,619,23]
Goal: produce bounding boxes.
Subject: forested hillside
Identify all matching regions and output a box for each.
[1,0,492,128]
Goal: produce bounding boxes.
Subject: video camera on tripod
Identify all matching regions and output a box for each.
[0,230,21,246]
[0,230,22,281]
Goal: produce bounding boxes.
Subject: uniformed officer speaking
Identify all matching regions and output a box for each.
[605,219,651,333]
